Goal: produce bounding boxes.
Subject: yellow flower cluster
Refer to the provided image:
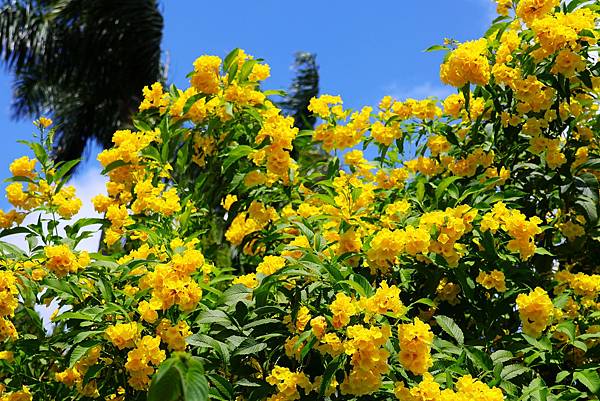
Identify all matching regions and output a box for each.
[0,386,32,401]
[131,178,181,216]
[190,55,222,94]
[557,220,585,242]
[440,39,490,88]
[0,271,18,342]
[221,194,237,211]
[9,156,36,179]
[0,209,24,229]
[366,226,430,273]
[256,255,286,276]
[397,318,433,375]
[125,335,166,390]
[330,293,357,329]
[225,201,278,246]
[0,272,18,319]
[232,273,259,289]
[266,366,311,401]
[5,156,82,219]
[253,108,298,183]
[420,205,477,266]
[105,322,140,350]
[495,0,512,16]
[516,287,553,337]
[447,148,494,178]
[436,278,461,305]
[516,0,559,25]
[360,282,406,318]
[340,324,391,395]
[442,93,485,121]
[555,270,600,300]
[426,135,451,156]
[476,270,507,292]
[395,373,503,401]
[55,346,101,398]
[404,157,442,176]
[530,8,596,57]
[44,245,89,278]
[312,102,372,151]
[139,244,205,312]
[480,202,542,260]
[156,319,191,351]
[307,94,343,119]
[95,128,167,245]
[139,82,169,112]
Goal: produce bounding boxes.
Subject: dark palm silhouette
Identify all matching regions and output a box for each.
[279,52,319,131]
[278,52,329,170]
[0,0,163,162]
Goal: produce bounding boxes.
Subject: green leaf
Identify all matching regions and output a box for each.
[435,176,462,202]
[573,369,600,394]
[69,341,100,368]
[556,321,576,342]
[148,357,182,401]
[465,346,493,371]
[101,160,129,175]
[222,145,254,172]
[556,371,570,383]
[501,364,531,381]
[319,355,345,396]
[233,340,267,357]
[182,357,209,401]
[434,315,464,345]
[52,159,80,183]
[424,44,448,52]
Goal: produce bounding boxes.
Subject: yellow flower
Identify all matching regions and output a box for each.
[340,324,391,396]
[125,335,165,390]
[221,194,238,211]
[310,316,327,339]
[516,0,559,25]
[440,39,490,88]
[37,117,53,128]
[295,306,311,332]
[329,293,357,329]
[397,318,433,375]
[156,319,191,352]
[9,157,36,179]
[232,273,258,289]
[44,245,87,277]
[0,351,13,362]
[190,55,222,94]
[476,270,507,292]
[516,287,553,337]
[105,322,140,350]
[308,95,343,119]
[256,255,286,276]
[266,366,311,401]
[137,301,159,324]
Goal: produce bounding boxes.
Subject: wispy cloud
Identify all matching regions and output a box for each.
[383,80,454,101]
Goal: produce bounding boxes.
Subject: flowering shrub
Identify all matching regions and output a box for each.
[0,1,599,400]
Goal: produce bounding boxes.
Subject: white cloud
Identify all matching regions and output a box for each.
[383,80,454,101]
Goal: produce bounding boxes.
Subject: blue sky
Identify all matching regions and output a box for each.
[0,0,496,211]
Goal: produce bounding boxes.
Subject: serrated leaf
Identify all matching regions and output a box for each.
[435,315,464,345]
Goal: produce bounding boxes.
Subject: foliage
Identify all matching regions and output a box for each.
[0,1,599,400]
